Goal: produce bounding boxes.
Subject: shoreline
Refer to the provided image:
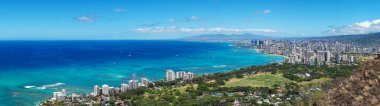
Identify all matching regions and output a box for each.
[35,42,288,105]
[251,48,289,63]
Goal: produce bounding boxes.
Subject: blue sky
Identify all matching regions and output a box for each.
[1,0,380,40]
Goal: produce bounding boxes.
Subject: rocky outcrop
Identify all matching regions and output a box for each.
[321,60,380,106]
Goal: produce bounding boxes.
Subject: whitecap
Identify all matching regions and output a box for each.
[42,83,64,88]
[213,65,227,68]
[25,82,64,90]
[35,87,46,90]
[24,86,36,89]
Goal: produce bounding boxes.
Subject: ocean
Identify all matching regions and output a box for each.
[0,40,285,106]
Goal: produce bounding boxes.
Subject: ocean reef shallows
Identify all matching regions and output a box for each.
[0,40,286,105]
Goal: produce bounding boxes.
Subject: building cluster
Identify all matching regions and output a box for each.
[166,69,195,81]
[45,69,197,105]
[47,89,88,104]
[93,78,150,96]
[51,89,66,101]
[46,77,151,105]
[239,39,380,65]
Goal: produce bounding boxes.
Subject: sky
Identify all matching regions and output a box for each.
[1,0,380,40]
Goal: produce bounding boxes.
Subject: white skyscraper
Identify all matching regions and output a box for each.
[325,50,331,62]
[109,87,115,94]
[102,84,109,95]
[121,83,129,92]
[93,85,100,96]
[166,69,175,81]
[349,55,355,63]
[61,89,66,95]
[57,93,66,101]
[53,92,61,100]
[186,72,194,79]
[141,78,149,87]
[176,71,186,79]
[129,80,138,89]
[71,93,80,103]
[52,89,67,101]
[336,53,341,63]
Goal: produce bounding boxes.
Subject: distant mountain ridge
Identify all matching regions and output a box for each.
[300,32,380,46]
[181,33,273,42]
[180,32,380,46]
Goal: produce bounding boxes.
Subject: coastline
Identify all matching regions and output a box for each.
[37,42,291,105]
[251,48,289,63]
[227,42,288,64]
[30,41,285,105]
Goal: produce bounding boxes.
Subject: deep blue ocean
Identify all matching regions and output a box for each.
[0,40,285,106]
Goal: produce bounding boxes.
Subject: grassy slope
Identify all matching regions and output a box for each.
[224,73,293,88]
[298,78,333,86]
[224,73,333,88]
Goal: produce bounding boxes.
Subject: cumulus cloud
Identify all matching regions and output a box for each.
[140,16,203,27]
[114,8,127,12]
[186,16,203,21]
[168,18,175,22]
[256,9,271,14]
[263,9,271,14]
[141,22,162,27]
[326,19,380,35]
[132,26,277,34]
[76,16,96,22]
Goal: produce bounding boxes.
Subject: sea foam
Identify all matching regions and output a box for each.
[25,83,64,90]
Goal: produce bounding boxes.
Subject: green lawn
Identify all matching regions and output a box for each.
[224,73,294,88]
[297,78,332,86]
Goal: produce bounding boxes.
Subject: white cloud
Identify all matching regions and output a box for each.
[326,19,380,35]
[132,26,277,34]
[256,9,271,14]
[263,9,271,14]
[168,19,175,22]
[114,8,127,12]
[76,16,96,23]
[187,16,203,21]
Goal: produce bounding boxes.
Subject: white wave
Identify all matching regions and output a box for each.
[116,75,124,78]
[36,87,46,90]
[213,65,227,68]
[25,83,64,90]
[24,86,36,89]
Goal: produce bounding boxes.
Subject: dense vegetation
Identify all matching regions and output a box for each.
[41,62,359,106]
[95,63,358,106]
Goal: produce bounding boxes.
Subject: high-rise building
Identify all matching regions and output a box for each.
[52,89,67,101]
[166,69,175,81]
[102,84,109,95]
[317,51,325,62]
[109,87,115,94]
[349,55,355,63]
[336,53,341,64]
[115,87,120,93]
[325,50,331,62]
[129,80,138,89]
[121,83,129,92]
[71,93,80,103]
[342,55,348,62]
[141,78,149,87]
[186,72,194,80]
[176,71,186,79]
[53,92,61,100]
[61,89,66,95]
[57,93,66,101]
[93,85,100,96]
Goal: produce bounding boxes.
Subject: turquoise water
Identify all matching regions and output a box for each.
[0,40,285,106]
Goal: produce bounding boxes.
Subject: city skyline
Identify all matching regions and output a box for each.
[1,0,380,40]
